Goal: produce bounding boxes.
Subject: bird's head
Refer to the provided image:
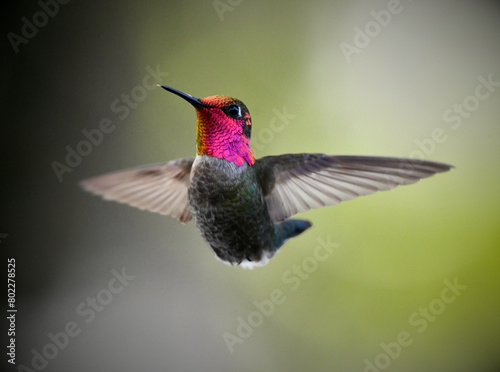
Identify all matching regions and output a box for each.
[160,86,255,167]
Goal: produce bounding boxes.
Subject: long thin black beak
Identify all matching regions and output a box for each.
[158,85,207,108]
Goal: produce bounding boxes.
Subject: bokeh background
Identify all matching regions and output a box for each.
[2,0,500,371]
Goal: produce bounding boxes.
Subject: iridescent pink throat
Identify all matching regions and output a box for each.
[196,108,255,167]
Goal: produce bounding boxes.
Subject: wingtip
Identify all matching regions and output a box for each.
[78,178,91,191]
[432,161,455,172]
[78,176,101,194]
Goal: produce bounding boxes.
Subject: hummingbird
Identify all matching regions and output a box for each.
[81,86,452,268]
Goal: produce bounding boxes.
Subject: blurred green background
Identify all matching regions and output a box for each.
[2,0,500,371]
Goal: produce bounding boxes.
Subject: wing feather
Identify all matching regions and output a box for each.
[254,154,452,221]
[80,158,194,223]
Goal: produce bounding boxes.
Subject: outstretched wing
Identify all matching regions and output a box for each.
[254,154,453,222]
[80,158,194,223]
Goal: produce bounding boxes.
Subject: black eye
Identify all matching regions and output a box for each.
[226,104,241,118]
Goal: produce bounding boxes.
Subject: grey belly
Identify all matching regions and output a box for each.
[188,157,274,264]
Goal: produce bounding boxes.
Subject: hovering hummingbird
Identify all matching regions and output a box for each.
[81,86,452,268]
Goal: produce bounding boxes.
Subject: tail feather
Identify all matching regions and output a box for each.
[272,219,312,248]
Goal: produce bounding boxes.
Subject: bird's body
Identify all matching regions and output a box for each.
[189,154,277,267]
[81,86,452,268]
